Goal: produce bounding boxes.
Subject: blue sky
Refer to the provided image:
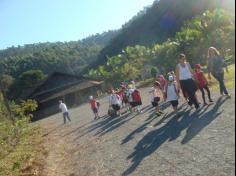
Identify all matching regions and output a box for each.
[0,0,155,49]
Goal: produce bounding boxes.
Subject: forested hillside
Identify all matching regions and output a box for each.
[86,0,235,71]
[0,30,118,78]
[0,30,118,99]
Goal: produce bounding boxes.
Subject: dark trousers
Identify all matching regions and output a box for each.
[212,72,228,95]
[180,79,199,109]
[199,85,212,103]
[63,112,71,124]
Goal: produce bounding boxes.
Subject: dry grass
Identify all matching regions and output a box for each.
[0,121,45,176]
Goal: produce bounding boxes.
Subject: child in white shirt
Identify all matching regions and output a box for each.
[164,76,181,117]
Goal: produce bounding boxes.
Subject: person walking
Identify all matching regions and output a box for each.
[194,64,213,105]
[152,81,164,116]
[127,84,136,113]
[157,75,167,93]
[109,89,122,117]
[164,75,181,117]
[207,46,230,97]
[59,100,71,124]
[175,53,200,110]
[132,88,143,113]
[89,96,100,120]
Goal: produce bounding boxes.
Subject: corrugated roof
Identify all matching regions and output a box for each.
[37,80,103,103]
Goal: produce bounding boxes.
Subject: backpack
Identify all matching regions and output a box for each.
[132,90,141,102]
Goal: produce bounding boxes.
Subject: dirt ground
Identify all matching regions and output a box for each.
[36,87,235,176]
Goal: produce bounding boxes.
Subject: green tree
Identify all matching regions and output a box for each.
[19,70,46,88]
[0,74,14,91]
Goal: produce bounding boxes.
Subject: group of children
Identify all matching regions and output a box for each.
[88,63,214,119]
[107,82,143,117]
[88,81,143,119]
[150,64,213,117]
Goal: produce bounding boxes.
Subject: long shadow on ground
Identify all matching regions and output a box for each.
[121,103,187,145]
[72,112,140,141]
[122,97,227,176]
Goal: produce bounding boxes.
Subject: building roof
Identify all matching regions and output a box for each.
[25,72,103,102]
[39,80,102,103]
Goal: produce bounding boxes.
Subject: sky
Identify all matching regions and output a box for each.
[0,0,155,49]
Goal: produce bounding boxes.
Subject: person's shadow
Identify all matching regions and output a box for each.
[181,96,226,144]
[122,97,227,176]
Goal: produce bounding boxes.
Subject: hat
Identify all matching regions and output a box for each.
[195,64,201,69]
[89,96,93,100]
[168,76,174,81]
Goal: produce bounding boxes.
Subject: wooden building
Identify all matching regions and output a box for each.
[24,72,104,120]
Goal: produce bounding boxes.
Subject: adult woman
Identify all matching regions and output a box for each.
[175,54,199,109]
[207,47,230,97]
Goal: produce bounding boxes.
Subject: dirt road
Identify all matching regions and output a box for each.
[36,87,235,176]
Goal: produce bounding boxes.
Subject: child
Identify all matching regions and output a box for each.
[132,89,142,113]
[164,76,181,117]
[152,81,164,116]
[157,75,167,93]
[59,100,71,124]
[127,85,136,113]
[109,90,122,117]
[194,64,213,105]
[89,96,99,120]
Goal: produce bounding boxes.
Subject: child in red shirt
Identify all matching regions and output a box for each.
[194,64,213,105]
[89,96,99,120]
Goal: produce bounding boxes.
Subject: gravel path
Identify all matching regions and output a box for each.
[36,87,235,176]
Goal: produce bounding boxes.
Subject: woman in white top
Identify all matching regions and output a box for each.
[175,54,199,109]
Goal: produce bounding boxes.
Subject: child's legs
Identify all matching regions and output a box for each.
[155,106,160,112]
[171,100,178,113]
[66,112,71,121]
[199,87,206,103]
[173,106,178,113]
[203,85,212,100]
[63,113,66,124]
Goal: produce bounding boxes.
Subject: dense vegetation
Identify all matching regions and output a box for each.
[0,92,43,175]
[0,31,118,99]
[0,30,118,78]
[88,9,235,84]
[85,0,235,71]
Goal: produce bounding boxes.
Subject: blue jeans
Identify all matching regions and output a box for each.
[63,112,71,124]
[212,72,228,95]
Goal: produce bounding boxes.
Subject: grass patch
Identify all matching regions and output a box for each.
[0,118,44,176]
[0,95,45,176]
